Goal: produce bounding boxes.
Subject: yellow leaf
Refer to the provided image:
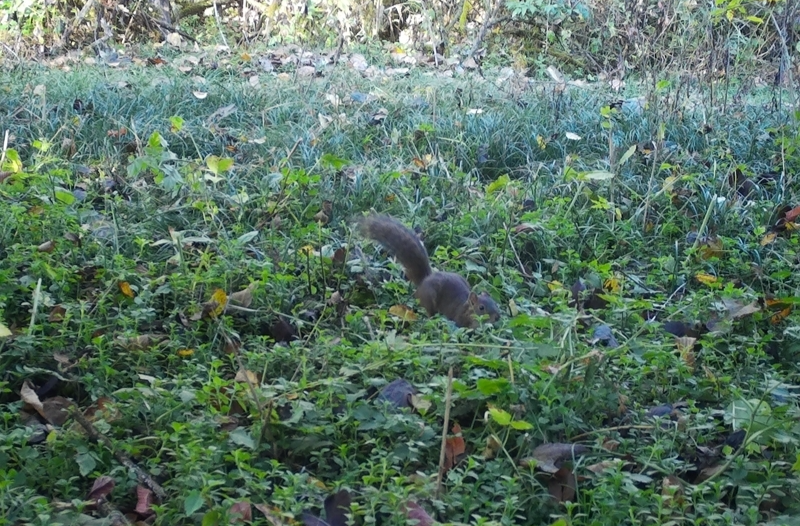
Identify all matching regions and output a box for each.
[299,245,315,256]
[241,52,252,61]
[235,368,259,385]
[547,280,563,292]
[695,273,719,286]
[388,304,418,322]
[118,281,135,298]
[177,348,194,357]
[604,277,621,293]
[0,321,10,338]
[209,288,228,317]
[760,232,778,246]
[536,135,547,150]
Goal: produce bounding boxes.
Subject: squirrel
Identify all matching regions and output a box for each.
[359,213,500,328]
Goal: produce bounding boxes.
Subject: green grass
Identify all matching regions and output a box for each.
[1,52,800,526]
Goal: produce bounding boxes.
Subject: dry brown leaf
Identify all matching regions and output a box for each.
[88,475,115,502]
[134,485,154,517]
[444,423,466,472]
[228,282,257,308]
[400,501,436,526]
[235,369,259,386]
[20,380,44,416]
[230,501,253,523]
[586,458,624,474]
[253,504,291,526]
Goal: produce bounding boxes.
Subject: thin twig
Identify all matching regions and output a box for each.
[436,367,455,498]
[69,407,167,501]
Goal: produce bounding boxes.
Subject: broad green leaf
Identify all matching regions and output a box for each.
[184,490,204,516]
[237,231,259,244]
[55,189,76,205]
[228,428,255,449]
[618,144,637,166]
[476,378,511,395]
[75,452,96,476]
[170,115,185,131]
[319,153,350,170]
[206,156,233,175]
[510,420,534,431]
[486,174,511,194]
[201,510,222,526]
[549,519,568,526]
[583,171,615,181]
[3,149,23,173]
[488,407,512,426]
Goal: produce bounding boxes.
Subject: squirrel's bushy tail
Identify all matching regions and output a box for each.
[359,214,432,286]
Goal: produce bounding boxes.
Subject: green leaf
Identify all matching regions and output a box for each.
[476,378,511,395]
[3,149,23,173]
[746,15,762,24]
[228,428,255,449]
[618,144,637,166]
[319,153,350,170]
[206,156,233,175]
[75,452,96,476]
[236,231,260,244]
[55,189,76,205]
[170,115,185,131]
[549,519,568,526]
[488,407,512,426]
[486,174,510,194]
[583,171,615,181]
[0,321,11,338]
[184,490,204,516]
[510,420,533,431]
[201,510,222,526]
[656,79,671,90]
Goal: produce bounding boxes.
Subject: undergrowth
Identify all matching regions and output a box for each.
[0,54,799,526]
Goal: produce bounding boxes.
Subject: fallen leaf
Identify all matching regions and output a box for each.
[118,281,135,298]
[254,504,291,526]
[230,501,253,523]
[400,501,436,526]
[695,273,719,286]
[235,369,259,386]
[20,380,44,416]
[444,423,466,471]
[134,485,154,516]
[88,475,115,502]
[228,282,257,308]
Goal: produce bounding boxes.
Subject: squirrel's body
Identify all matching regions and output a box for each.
[359,214,500,328]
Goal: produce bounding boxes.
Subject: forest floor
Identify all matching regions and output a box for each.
[1,45,799,526]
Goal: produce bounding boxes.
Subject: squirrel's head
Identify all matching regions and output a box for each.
[469,292,501,324]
